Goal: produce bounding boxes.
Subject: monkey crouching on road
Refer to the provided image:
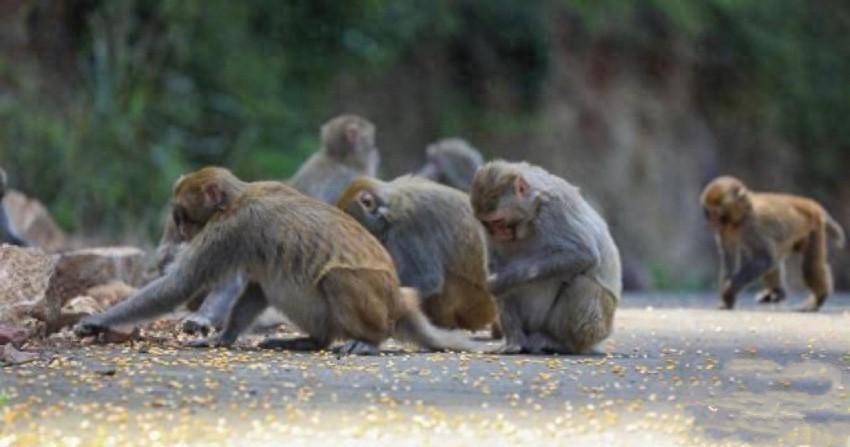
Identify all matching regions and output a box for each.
[75,167,479,355]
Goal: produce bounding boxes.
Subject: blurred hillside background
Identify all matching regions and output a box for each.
[0,0,848,290]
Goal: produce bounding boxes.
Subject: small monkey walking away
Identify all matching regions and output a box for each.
[701,176,845,311]
[470,161,621,354]
[75,167,478,355]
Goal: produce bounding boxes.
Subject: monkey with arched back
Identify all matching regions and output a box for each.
[701,176,845,311]
[156,114,382,335]
[470,161,621,354]
[337,175,498,335]
[0,167,28,247]
[76,167,478,355]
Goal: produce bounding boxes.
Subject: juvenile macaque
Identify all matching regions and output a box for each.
[470,161,621,354]
[76,167,477,355]
[418,138,484,191]
[338,176,497,333]
[701,176,845,311]
[157,114,381,334]
[0,167,28,247]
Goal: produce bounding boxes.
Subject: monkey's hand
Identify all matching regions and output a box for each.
[487,274,509,295]
[184,335,230,349]
[488,342,523,355]
[73,316,110,338]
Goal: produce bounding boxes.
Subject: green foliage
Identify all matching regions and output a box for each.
[1,0,849,246]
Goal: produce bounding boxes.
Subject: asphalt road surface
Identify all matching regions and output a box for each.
[1,292,849,446]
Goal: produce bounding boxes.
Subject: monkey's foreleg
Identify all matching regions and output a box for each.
[75,274,200,337]
[488,250,596,295]
[721,255,773,309]
[489,296,526,354]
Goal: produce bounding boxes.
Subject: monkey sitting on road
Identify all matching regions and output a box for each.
[160,114,381,335]
[701,176,845,311]
[76,167,478,355]
[417,138,484,192]
[338,175,498,335]
[470,161,621,354]
[0,167,28,247]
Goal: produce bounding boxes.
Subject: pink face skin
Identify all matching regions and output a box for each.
[478,210,516,242]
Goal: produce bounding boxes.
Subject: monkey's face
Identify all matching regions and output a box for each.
[700,177,751,229]
[473,176,537,243]
[345,188,389,235]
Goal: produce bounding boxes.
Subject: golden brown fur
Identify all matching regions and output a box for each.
[75,167,478,354]
[701,175,845,311]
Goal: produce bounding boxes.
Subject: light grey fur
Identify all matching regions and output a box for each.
[472,161,621,354]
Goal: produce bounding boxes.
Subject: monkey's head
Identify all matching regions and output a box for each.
[170,167,246,241]
[419,138,484,191]
[337,177,390,236]
[321,114,379,173]
[700,176,753,229]
[471,161,542,243]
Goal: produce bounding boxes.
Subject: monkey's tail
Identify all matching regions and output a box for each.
[826,214,846,248]
[394,288,483,352]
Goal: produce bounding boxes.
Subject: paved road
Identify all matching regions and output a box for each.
[1,293,849,446]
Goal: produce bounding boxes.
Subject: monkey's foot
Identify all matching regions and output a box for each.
[755,289,786,304]
[258,337,323,351]
[488,342,524,355]
[795,297,823,313]
[333,340,381,357]
[182,315,215,336]
[489,322,503,340]
[184,336,230,349]
[717,301,734,310]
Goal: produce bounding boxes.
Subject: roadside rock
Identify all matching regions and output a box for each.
[3,189,67,251]
[0,246,146,334]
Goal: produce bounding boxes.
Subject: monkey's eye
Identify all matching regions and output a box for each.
[357,191,378,213]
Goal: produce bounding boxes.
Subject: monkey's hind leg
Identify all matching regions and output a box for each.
[545,276,616,355]
[317,269,393,355]
[798,231,833,312]
[183,277,245,335]
[755,264,787,304]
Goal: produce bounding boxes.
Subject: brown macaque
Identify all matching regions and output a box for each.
[75,167,478,355]
[337,175,498,335]
[155,114,381,334]
[0,167,28,247]
[418,138,484,192]
[470,161,621,355]
[701,176,845,311]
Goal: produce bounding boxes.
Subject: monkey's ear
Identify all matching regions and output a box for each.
[514,176,531,198]
[203,183,225,208]
[345,125,361,148]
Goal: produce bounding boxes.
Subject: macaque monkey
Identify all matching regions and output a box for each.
[76,167,477,355]
[158,114,381,334]
[418,138,484,192]
[337,176,498,334]
[0,167,28,247]
[470,161,621,354]
[290,114,380,203]
[701,176,845,311]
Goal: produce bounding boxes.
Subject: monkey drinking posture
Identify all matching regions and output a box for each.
[470,161,621,354]
[0,167,28,247]
[159,114,381,335]
[337,176,498,334]
[417,138,484,192]
[75,167,477,355]
[701,176,845,311]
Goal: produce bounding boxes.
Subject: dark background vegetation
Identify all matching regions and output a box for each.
[1,0,848,290]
